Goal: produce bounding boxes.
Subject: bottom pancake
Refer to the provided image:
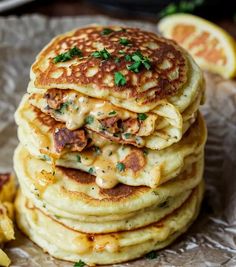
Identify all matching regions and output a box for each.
[15,181,204,266]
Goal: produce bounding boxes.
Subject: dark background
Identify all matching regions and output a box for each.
[1,0,236,37]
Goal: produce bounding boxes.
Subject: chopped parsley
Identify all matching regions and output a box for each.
[85,115,94,124]
[108,110,117,116]
[138,113,148,121]
[42,155,50,161]
[53,47,82,63]
[114,72,126,86]
[119,38,131,46]
[55,101,70,114]
[127,61,141,73]
[125,54,132,61]
[91,48,111,60]
[143,149,148,156]
[119,50,125,54]
[88,167,94,174]
[127,51,151,73]
[114,57,121,64]
[158,200,169,208]
[116,162,125,172]
[94,146,101,155]
[145,250,158,259]
[101,28,113,35]
[76,154,81,163]
[124,133,131,139]
[74,260,86,267]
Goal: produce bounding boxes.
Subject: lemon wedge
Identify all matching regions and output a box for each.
[0,249,10,267]
[158,13,236,78]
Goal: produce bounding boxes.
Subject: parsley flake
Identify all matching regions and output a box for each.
[145,251,158,259]
[76,154,81,163]
[53,47,82,63]
[124,133,131,139]
[138,113,148,121]
[158,200,169,208]
[125,54,132,61]
[127,51,151,73]
[55,101,70,114]
[119,38,131,46]
[114,57,121,64]
[114,72,126,86]
[88,167,94,174]
[109,111,117,116]
[42,155,50,161]
[101,28,113,35]
[94,146,101,155]
[74,260,86,267]
[116,162,125,172]
[91,48,111,60]
[85,115,94,124]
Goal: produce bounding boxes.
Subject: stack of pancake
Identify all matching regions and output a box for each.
[14,26,207,265]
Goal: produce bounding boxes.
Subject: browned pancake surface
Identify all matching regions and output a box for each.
[32,26,188,104]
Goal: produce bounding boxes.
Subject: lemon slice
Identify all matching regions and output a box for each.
[157,13,236,78]
[0,249,10,267]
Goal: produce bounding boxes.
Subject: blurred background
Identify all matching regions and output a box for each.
[0,0,236,38]
[0,0,236,23]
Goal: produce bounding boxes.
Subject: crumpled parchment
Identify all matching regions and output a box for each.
[0,15,236,267]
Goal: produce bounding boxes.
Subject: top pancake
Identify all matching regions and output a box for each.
[30,26,203,113]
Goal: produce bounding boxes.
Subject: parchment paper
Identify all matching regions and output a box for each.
[0,15,236,267]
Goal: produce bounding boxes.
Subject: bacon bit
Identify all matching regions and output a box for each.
[0,173,10,190]
[53,127,87,153]
[122,118,140,134]
[100,116,120,134]
[122,149,146,173]
[44,88,65,109]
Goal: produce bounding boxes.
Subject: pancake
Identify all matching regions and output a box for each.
[15,95,206,188]
[14,144,204,219]
[15,181,204,265]
[28,79,204,150]
[30,26,204,115]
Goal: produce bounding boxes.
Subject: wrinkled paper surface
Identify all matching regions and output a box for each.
[0,15,236,267]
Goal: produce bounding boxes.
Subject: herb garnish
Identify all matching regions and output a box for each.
[85,115,94,124]
[114,57,121,64]
[55,101,70,114]
[88,167,94,174]
[42,155,50,161]
[145,251,158,259]
[114,72,126,86]
[143,149,148,156]
[124,133,131,139]
[91,48,111,60]
[94,146,101,155]
[53,47,82,63]
[125,54,132,61]
[101,28,114,35]
[109,111,117,116]
[116,162,125,172]
[119,38,131,46]
[127,51,151,73]
[76,154,81,163]
[138,113,148,121]
[74,260,86,267]
[119,50,125,54]
[158,200,169,208]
